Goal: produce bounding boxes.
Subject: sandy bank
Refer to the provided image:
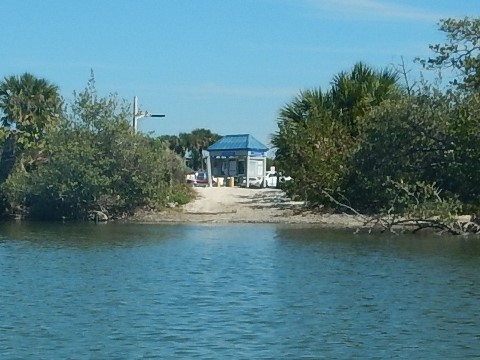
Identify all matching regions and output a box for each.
[130,187,365,228]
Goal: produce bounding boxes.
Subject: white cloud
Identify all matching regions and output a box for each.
[302,0,445,22]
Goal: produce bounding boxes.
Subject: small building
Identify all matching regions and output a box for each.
[206,134,268,187]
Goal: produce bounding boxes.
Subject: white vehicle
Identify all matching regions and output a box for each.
[240,176,264,188]
[265,171,292,188]
[265,171,277,188]
[240,171,292,188]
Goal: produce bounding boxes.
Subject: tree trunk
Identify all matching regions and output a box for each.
[0,132,18,184]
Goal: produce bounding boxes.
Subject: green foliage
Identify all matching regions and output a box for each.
[274,49,480,223]
[1,75,192,220]
[274,97,353,205]
[160,128,221,170]
[330,62,402,134]
[444,91,480,204]
[420,17,480,91]
[0,127,6,143]
[343,87,480,213]
[273,63,401,207]
[0,73,63,216]
[0,73,62,147]
[373,179,465,234]
[382,179,462,220]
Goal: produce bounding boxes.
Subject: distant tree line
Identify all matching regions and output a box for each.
[159,128,221,171]
[272,17,480,234]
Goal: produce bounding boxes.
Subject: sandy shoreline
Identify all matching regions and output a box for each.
[130,187,365,228]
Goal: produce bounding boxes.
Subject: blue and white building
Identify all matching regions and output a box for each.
[206,134,269,187]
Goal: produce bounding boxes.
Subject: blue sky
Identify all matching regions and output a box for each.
[1,0,478,146]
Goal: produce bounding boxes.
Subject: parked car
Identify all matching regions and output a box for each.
[239,175,264,188]
[191,171,215,187]
[265,171,292,188]
[240,171,292,188]
[186,173,196,184]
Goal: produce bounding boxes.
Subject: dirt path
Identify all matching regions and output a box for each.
[131,187,365,227]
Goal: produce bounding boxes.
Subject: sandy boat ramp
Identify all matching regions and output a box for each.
[131,186,364,228]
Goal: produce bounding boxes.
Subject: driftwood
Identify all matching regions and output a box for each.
[320,189,480,235]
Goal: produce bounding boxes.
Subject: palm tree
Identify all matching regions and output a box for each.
[272,62,402,204]
[330,62,401,134]
[273,88,335,181]
[179,128,220,170]
[0,73,62,183]
[278,88,332,126]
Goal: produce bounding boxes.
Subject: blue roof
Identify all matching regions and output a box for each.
[207,134,268,152]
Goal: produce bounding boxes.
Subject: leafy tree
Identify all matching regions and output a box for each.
[160,134,184,155]
[274,101,353,205]
[2,76,191,220]
[273,63,401,206]
[344,86,480,213]
[442,90,480,209]
[271,22,480,231]
[273,88,351,204]
[420,17,480,91]
[160,128,221,170]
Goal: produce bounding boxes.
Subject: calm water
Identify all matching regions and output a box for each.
[1,222,480,359]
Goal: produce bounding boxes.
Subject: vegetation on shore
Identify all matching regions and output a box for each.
[272,17,480,234]
[1,16,479,235]
[0,75,192,221]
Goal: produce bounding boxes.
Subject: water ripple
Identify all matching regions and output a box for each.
[1,223,480,358]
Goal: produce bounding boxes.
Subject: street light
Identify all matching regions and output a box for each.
[132,96,165,133]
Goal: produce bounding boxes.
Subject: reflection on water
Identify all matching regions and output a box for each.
[1,222,480,359]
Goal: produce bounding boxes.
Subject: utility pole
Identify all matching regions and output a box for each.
[132,96,165,133]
